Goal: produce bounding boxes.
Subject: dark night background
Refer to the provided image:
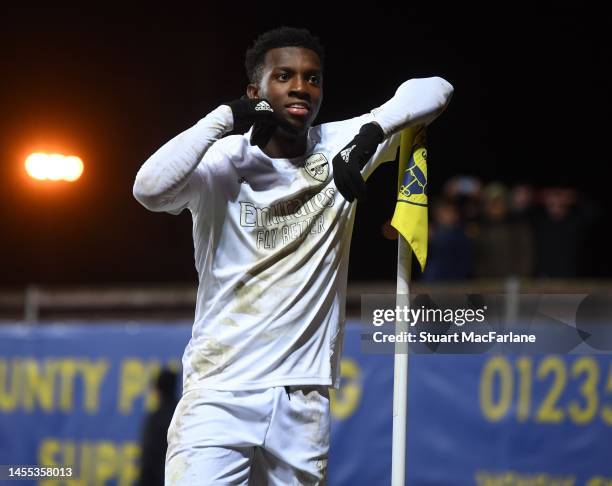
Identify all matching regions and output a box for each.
[1,6,609,287]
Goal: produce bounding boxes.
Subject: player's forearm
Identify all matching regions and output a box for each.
[132,104,233,209]
[370,77,454,138]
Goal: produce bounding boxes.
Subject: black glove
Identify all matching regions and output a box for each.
[332,122,385,202]
[223,96,296,148]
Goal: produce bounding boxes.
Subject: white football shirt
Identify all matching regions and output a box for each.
[168,114,400,392]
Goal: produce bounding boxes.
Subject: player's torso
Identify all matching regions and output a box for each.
[182,131,356,389]
[205,132,353,286]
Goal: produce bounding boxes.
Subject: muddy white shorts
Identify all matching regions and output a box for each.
[165,385,330,485]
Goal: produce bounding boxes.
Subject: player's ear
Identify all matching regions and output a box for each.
[246,84,260,99]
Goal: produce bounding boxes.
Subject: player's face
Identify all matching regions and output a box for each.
[248,47,323,135]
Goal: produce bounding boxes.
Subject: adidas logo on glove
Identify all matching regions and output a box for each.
[255,101,273,112]
[340,145,356,163]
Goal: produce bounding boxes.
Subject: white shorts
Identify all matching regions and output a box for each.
[165,385,330,485]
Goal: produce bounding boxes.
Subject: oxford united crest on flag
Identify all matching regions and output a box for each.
[391,126,428,271]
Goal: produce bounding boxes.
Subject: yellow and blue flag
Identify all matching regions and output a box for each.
[391,126,428,271]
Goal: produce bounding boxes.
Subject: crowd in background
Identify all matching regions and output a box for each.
[419,176,601,281]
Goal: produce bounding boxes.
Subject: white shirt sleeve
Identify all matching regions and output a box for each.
[358,76,452,179]
[370,76,454,138]
[132,104,234,214]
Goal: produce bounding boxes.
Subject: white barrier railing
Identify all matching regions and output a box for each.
[1,279,610,323]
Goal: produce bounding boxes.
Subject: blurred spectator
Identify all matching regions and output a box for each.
[473,183,534,278]
[138,368,179,486]
[533,187,600,278]
[443,175,482,227]
[510,183,537,221]
[422,197,473,281]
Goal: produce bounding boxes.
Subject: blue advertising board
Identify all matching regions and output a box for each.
[0,322,611,485]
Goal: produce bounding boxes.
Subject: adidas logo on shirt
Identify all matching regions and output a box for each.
[255,101,273,112]
[340,145,356,163]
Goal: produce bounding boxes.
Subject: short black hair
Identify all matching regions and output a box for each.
[245,26,325,86]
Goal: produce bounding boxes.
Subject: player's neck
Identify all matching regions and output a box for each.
[260,130,308,159]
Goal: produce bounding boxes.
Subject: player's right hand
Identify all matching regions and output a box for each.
[223,96,296,149]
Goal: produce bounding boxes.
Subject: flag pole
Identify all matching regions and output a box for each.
[390,125,427,485]
[391,236,412,485]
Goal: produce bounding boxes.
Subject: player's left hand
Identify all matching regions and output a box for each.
[332,122,384,202]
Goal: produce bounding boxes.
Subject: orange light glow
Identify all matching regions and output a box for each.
[25,153,84,182]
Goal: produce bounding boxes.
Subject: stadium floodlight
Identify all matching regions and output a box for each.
[24,153,84,182]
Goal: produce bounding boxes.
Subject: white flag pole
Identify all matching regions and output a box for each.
[391,236,412,485]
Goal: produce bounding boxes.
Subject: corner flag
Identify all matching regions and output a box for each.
[390,126,428,271]
[390,126,428,485]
